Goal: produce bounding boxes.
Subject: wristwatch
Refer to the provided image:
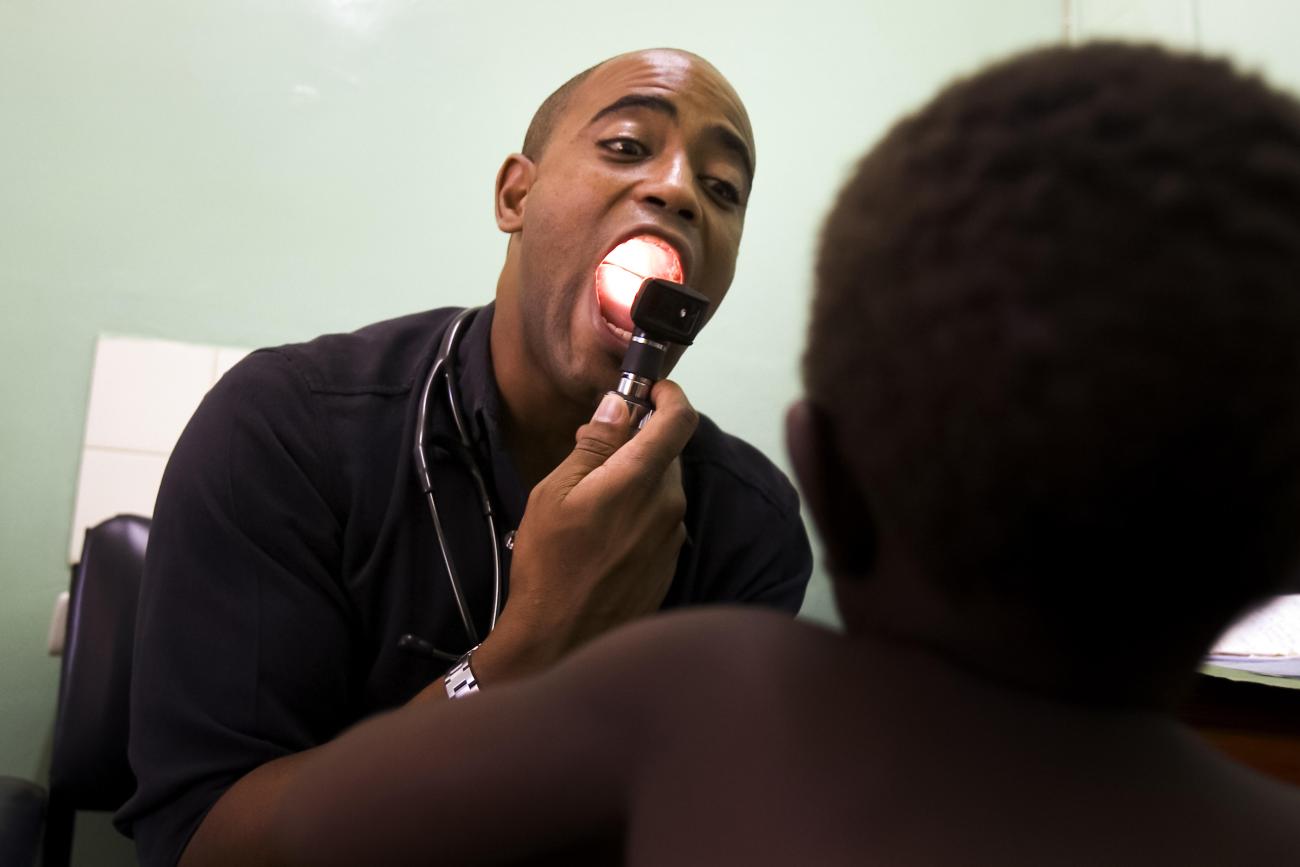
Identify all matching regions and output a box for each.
[444,646,481,700]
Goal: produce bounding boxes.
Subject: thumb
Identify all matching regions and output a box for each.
[550,392,633,491]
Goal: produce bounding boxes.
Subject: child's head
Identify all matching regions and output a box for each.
[807,43,1300,677]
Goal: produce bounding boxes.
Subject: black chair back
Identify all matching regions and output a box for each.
[44,514,150,867]
[0,777,45,867]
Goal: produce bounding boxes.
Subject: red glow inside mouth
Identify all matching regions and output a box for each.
[596,235,685,332]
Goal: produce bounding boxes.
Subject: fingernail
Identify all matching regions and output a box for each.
[594,392,625,424]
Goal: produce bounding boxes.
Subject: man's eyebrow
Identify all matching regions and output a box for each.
[713,126,755,187]
[588,93,678,125]
[588,93,754,186]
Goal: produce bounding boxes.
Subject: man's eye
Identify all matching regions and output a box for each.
[602,137,648,158]
[706,178,742,206]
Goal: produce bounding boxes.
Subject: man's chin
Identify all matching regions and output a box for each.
[566,356,624,412]
[551,308,630,414]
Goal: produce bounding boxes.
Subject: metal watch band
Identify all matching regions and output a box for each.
[444,646,481,700]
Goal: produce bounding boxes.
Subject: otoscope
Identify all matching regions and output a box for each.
[610,277,712,428]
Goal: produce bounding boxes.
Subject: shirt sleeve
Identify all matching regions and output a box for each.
[676,425,814,615]
[744,511,813,613]
[719,476,814,614]
[115,350,353,867]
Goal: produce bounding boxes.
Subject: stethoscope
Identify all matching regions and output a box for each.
[399,306,503,663]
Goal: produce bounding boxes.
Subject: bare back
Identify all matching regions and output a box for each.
[275,607,1300,866]
[619,610,1300,867]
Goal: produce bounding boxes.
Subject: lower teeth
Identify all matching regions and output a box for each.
[604,318,631,341]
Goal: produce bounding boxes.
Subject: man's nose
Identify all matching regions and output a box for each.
[642,154,699,222]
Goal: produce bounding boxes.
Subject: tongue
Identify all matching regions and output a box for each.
[596,235,684,333]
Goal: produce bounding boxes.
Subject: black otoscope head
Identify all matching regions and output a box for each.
[612,278,712,427]
[631,278,711,345]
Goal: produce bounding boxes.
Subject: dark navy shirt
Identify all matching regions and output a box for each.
[117,304,812,866]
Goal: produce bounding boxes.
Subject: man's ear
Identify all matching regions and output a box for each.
[786,400,876,578]
[495,153,536,233]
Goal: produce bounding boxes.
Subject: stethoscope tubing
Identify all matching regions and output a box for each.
[411,307,502,658]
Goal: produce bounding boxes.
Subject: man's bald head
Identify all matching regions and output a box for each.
[521,62,601,162]
[520,49,749,164]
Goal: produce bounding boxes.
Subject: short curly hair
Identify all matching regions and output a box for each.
[808,43,1300,640]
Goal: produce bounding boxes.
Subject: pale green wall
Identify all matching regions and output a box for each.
[6,0,1299,864]
[40,0,1300,862]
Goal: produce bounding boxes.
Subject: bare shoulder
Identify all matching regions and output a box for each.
[1183,750,1300,863]
[567,607,835,680]
[546,607,839,720]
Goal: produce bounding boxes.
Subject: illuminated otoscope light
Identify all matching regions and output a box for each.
[611,278,711,428]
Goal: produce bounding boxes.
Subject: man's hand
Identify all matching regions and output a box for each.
[469,380,699,686]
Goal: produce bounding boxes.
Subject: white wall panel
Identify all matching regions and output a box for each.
[83,336,217,454]
[68,334,250,562]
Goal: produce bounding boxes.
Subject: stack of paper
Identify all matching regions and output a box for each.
[1207,594,1300,678]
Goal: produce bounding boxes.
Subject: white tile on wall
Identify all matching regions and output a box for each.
[213,347,251,385]
[83,336,218,454]
[68,447,169,562]
[70,334,255,563]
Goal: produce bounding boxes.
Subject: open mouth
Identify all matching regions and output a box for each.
[595,235,685,340]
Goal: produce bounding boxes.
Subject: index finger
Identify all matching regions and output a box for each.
[604,380,699,481]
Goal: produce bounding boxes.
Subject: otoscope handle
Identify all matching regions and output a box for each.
[621,333,667,381]
[608,279,710,430]
[610,329,669,431]
[609,374,653,430]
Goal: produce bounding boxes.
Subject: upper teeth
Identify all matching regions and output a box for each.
[602,235,684,283]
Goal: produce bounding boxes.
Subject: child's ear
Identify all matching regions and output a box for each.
[786,400,877,578]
